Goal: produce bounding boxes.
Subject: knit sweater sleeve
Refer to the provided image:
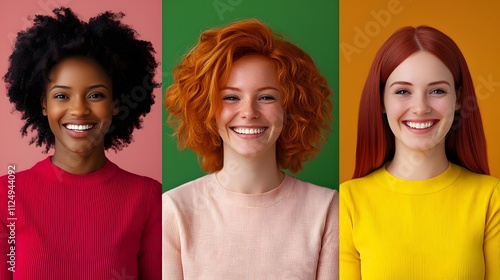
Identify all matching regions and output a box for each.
[138,179,162,280]
[339,182,361,279]
[162,192,183,280]
[485,181,500,279]
[316,190,339,280]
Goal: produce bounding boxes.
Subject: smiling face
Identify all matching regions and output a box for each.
[42,57,118,157]
[217,55,284,161]
[383,51,460,155]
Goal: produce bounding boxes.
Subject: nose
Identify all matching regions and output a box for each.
[69,97,91,116]
[412,93,431,115]
[239,99,259,119]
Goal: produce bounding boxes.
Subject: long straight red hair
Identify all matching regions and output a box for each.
[353,26,489,178]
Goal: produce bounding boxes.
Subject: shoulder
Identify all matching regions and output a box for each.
[102,162,161,206]
[287,177,338,226]
[162,174,213,208]
[340,167,383,192]
[0,158,48,184]
[290,176,336,193]
[164,174,212,197]
[288,176,338,205]
[455,165,500,194]
[458,165,500,184]
[110,161,161,189]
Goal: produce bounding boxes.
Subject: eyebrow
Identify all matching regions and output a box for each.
[49,84,109,91]
[220,86,280,92]
[389,80,451,87]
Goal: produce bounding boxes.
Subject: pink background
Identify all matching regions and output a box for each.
[0,0,162,183]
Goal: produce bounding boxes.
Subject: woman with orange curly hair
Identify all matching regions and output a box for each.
[163,19,338,279]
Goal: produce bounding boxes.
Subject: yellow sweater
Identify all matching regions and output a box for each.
[340,163,500,279]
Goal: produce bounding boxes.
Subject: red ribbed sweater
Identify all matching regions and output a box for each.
[0,156,161,279]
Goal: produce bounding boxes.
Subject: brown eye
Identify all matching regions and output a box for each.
[89,92,105,99]
[54,93,67,99]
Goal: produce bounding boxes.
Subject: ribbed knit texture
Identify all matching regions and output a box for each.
[340,163,500,279]
[163,174,339,279]
[0,156,161,279]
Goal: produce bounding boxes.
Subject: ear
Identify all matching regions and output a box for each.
[112,100,119,116]
[41,96,47,116]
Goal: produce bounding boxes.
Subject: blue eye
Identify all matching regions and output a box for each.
[395,89,409,95]
[223,96,238,101]
[260,95,276,101]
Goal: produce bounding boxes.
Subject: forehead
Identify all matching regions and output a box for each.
[48,57,111,84]
[224,55,279,87]
[387,51,454,85]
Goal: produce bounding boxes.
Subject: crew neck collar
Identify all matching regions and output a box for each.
[376,162,461,195]
[34,156,118,184]
[208,173,294,208]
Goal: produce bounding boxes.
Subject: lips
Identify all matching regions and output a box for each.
[404,120,437,130]
[231,127,266,135]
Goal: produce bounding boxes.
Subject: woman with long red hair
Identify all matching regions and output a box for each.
[163,19,338,279]
[340,26,499,279]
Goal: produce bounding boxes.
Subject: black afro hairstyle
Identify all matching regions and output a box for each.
[4,7,159,152]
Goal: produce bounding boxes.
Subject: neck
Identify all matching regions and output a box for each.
[386,143,449,180]
[217,153,285,194]
[51,146,107,174]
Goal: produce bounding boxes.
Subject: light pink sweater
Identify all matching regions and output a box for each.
[162,173,338,279]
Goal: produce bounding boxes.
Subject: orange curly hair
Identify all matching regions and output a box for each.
[165,19,333,173]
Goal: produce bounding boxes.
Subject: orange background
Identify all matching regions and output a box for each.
[340,0,500,183]
[0,0,162,182]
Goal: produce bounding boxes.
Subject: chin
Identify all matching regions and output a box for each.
[66,142,100,156]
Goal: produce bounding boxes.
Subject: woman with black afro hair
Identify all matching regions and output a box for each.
[0,7,161,279]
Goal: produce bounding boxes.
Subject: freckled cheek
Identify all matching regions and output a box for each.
[216,110,231,132]
[272,113,285,127]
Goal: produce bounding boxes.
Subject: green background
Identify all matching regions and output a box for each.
[162,0,339,192]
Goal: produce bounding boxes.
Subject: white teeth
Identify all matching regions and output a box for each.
[233,128,265,135]
[406,121,434,129]
[65,124,94,131]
